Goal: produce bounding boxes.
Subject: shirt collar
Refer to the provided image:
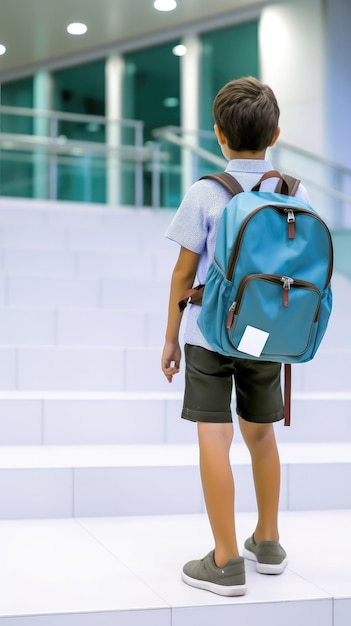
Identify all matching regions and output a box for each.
[225,159,273,174]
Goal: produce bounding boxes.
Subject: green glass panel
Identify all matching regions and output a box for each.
[123,41,180,206]
[200,21,259,132]
[1,77,34,133]
[123,42,180,142]
[0,151,33,198]
[53,60,106,202]
[56,155,106,204]
[0,78,34,196]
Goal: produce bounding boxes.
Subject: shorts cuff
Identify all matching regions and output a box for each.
[237,407,284,424]
[182,407,232,423]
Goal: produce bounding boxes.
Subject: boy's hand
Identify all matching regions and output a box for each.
[161,341,181,383]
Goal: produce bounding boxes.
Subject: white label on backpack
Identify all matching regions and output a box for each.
[237,325,269,357]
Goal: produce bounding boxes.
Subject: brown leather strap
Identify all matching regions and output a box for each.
[284,363,292,426]
[280,174,300,197]
[178,284,205,312]
[201,172,244,196]
[251,169,282,190]
[203,170,300,198]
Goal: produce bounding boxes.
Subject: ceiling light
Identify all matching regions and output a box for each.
[172,44,187,57]
[154,0,177,11]
[67,22,88,35]
[0,44,6,55]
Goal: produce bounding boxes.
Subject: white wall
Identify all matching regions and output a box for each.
[259,0,326,156]
[325,0,351,171]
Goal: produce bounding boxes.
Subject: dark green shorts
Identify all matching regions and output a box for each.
[182,344,284,424]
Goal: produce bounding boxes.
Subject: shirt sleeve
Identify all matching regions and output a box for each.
[295,182,310,203]
[165,180,209,254]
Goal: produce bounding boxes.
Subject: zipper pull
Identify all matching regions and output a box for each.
[281,276,294,307]
[286,209,295,239]
[226,301,236,329]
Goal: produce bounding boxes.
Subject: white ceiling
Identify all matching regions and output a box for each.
[0,0,267,80]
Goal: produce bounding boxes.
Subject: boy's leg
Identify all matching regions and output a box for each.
[239,418,280,542]
[197,421,239,567]
[180,346,245,593]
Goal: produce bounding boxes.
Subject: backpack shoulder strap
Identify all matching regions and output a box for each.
[251,170,300,196]
[280,174,300,197]
[178,173,243,314]
[202,171,300,198]
[200,172,244,196]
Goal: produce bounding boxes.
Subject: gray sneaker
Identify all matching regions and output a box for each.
[182,550,246,596]
[242,534,288,574]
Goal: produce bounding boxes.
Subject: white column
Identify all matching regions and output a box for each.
[180,34,201,196]
[105,55,124,206]
[325,0,351,169]
[259,0,332,217]
[33,70,52,198]
[259,0,326,156]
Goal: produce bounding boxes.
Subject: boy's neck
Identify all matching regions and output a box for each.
[227,148,267,160]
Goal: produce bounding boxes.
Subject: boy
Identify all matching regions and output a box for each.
[161,77,309,596]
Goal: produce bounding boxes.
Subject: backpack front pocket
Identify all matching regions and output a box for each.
[227,274,321,358]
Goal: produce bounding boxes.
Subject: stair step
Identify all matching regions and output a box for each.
[0,200,349,625]
[0,306,168,347]
[0,390,350,445]
[0,274,170,309]
[0,248,177,280]
[0,442,350,519]
[0,305,346,349]
[0,509,348,625]
[0,344,349,392]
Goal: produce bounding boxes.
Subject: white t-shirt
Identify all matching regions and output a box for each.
[165,159,310,350]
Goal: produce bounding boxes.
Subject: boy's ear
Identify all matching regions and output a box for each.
[269,127,280,147]
[214,124,227,146]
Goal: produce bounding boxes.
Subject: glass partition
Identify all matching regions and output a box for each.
[200,21,259,133]
[0,106,147,204]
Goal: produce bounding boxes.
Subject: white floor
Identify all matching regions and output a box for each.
[0,509,350,625]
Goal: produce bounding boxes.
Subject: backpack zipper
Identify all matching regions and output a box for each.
[225,204,333,288]
[285,209,295,239]
[226,273,321,329]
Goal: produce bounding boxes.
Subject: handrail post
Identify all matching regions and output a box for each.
[49,116,58,201]
[151,142,161,209]
[134,121,144,207]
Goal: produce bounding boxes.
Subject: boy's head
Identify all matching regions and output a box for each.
[213,77,280,152]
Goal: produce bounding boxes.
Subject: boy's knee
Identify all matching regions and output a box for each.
[198,421,234,446]
[239,417,274,446]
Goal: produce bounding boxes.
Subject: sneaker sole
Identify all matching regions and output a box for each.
[242,547,288,575]
[181,571,247,596]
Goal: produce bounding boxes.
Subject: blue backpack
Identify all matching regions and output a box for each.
[179,171,333,425]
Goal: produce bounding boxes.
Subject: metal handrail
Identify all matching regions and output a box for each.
[0,131,152,160]
[155,124,351,178]
[153,127,226,169]
[0,105,143,131]
[1,107,351,215]
[0,105,147,205]
[153,125,351,216]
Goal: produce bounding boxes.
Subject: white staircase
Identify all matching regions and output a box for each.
[0,197,349,625]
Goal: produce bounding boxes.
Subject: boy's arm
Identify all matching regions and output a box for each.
[161,246,200,383]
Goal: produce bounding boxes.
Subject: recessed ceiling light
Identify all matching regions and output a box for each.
[172,44,187,57]
[67,22,88,35]
[0,44,7,55]
[154,0,177,12]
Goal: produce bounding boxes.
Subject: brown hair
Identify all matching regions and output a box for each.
[213,77,280,151]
